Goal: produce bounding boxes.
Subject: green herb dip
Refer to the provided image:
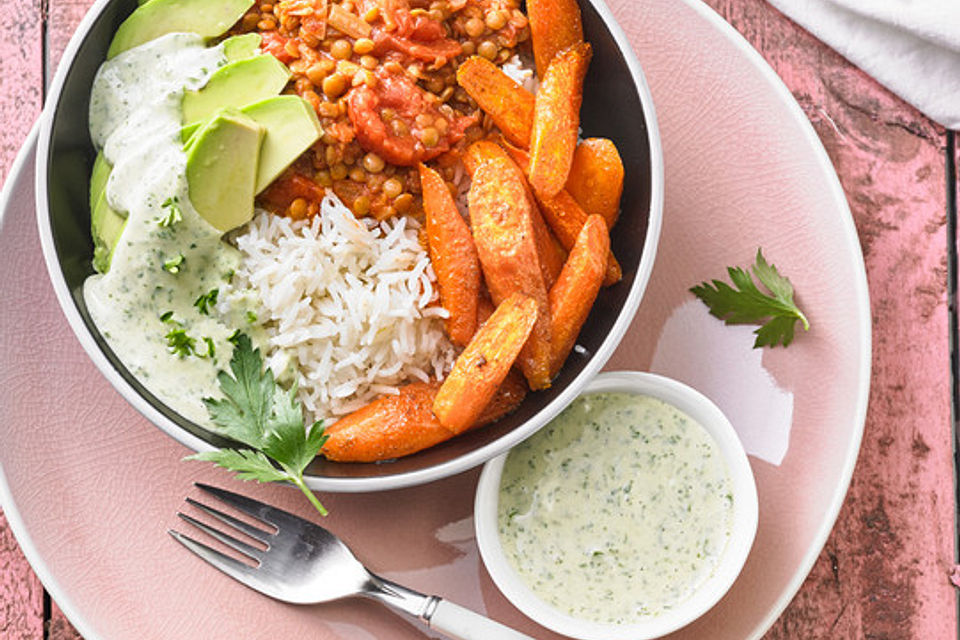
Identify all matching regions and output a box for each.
[85,33,244,424]
[497,392,734,624]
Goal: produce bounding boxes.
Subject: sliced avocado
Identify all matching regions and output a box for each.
[180,121,202,146]
[185,108,264,232]
[89,153,129,273]
[106,0,254,59]
[241,96,323,194]
[223,33,261,62]
[181,55,291,127]
[91,190,128,273]
[89,152,113,213]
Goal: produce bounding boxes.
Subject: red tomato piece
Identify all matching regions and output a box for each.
[259,172,325,211]
[259,31,296,65]
[364,1,462,67]
[346,69,477,166]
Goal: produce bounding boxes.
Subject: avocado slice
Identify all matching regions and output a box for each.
[180,121,202,146]
[223,33,261,62]
[91,190,128,273]
[89,151,113,213]
[185,109,264,232]
[106,0,254,59]
[241,96,323,194]
[89,153,130,273]
[181,55,291,127]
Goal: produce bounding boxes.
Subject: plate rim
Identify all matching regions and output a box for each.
[0,0,872,636]
[668,1,871,637]
[0,122,103,640]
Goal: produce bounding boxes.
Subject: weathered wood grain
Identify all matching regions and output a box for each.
[0,511,44,638]
[700,1,956,638]
[0,0,43,179]
[45,0,94,81]
[48,602,83,640]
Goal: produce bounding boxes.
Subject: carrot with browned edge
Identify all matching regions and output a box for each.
[469,157,553,389]
[528,42,591,199]
[321,381,447,462]
[434,293,539,433]
[565,138,624,229]
[527,0,584,77]
[502,141,622,286]
[549,215,609,377]
[476,368,528,425]
[462,139,566,289]
[456,56,535,148]
[419,163,480,347]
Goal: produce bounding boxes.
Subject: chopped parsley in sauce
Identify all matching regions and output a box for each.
[497,392,734,624]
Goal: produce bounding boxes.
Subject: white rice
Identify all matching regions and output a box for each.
[224,193,457,421]
[501,53,539,93]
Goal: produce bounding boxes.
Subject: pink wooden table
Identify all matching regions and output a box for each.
[1,0,956,637]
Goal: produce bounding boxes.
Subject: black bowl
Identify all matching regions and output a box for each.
[36,0,663,491]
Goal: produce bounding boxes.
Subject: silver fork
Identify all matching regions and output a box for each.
[170,483,533,640]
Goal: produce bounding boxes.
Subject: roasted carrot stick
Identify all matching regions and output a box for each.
[433,293,539,433]
[502,141,622,286]
[565,138,624,229]
[528,43,591,199]
[419,162,480,347]
[524,182,567,291]
[476,287,496,328]
[548,214,609,376]
[456,56,535,148]
[476,367,528,425]
[321,381,449,462]
[469,156,553,389]
[462,139,566,289]
[322,372,530,462]
[461,139,503,177]
[527,0,584,77]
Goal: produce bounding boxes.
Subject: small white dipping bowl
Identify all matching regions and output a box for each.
[474,371,759,640]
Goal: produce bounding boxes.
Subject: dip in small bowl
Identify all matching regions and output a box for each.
[474,371,758,640]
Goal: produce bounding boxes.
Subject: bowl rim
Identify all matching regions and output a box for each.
[33,0,665,493]
[474,370,760,640]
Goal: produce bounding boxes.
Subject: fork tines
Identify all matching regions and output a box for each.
[168,483,282,581]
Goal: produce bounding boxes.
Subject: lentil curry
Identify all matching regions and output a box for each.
[235,0,531,220]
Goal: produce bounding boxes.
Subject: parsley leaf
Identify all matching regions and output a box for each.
[194,288,219,315]
[185,334,328,516]
[165,327,196,358]
[690,249,810,348]
[158,196,183,227]
[190,448,289,483]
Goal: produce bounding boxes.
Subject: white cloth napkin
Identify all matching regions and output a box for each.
[766,0,960,129]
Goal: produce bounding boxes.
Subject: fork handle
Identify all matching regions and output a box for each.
[426,599,534,640]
